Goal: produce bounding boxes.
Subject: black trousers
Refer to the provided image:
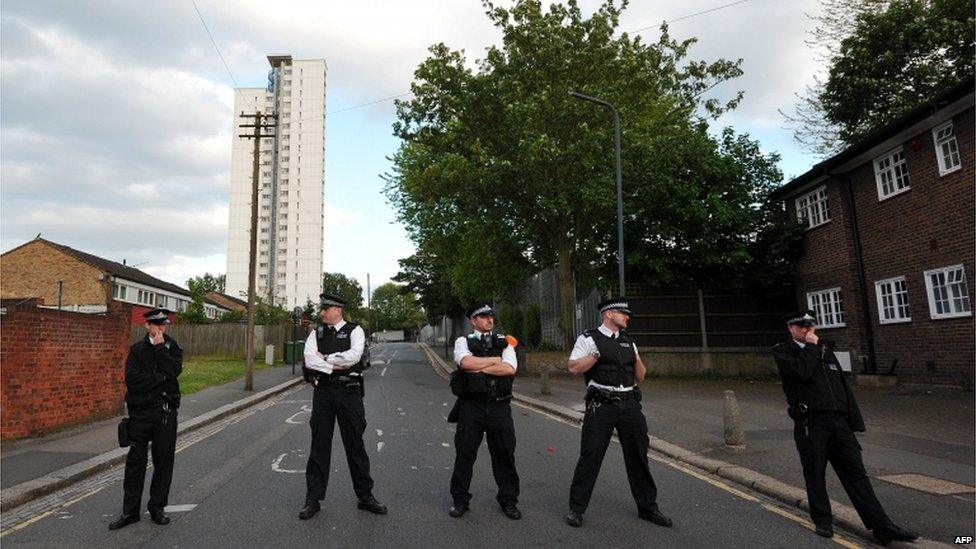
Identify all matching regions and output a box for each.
[793,412,891,529]
[122,406,177,516]
[569,396,658,514]
[305,383,374,503]
[450,398,519,506]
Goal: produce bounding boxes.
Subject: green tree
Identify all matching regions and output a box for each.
[392,253,464,324]
[784,0,974,152]
[178,279,211,324]
[385,0,791,348]
[371,282,426,332]
[186,272,226,294]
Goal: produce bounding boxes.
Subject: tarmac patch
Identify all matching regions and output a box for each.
[877,473,975,495]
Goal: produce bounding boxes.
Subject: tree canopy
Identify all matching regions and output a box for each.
[370,282,426,332]
[385,0,800,347]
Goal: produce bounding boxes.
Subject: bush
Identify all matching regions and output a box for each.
[497,306,524,340]
[525,304,541,348]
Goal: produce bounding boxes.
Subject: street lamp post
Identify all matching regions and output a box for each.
[569,91,626,297]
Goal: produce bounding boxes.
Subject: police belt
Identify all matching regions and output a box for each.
[312,373,363,388]
[459,394,512,403]
[586,386,638,402]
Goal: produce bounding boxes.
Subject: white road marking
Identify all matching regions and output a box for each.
[376,429,383,436]
[381,367,387,377]
[441,443,450,447]
[377,442,385,452]
[373,360,386,365]
[285,405,312,424]
[164,504,197,513]
[271,453,305,474]
[390,351,399,361]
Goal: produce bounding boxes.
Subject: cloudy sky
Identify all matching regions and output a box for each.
[1,0,825,297]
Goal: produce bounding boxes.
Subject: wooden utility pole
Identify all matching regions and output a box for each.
[238,111,277,391]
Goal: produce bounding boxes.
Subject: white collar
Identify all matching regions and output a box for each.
[598,325,619,338]
[793,339,806,348]
[327,320,347,331]
[472,329,490,337]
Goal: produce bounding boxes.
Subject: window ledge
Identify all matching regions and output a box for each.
[939,165,962,177]
[816,323,846,330]
[804,219,832,231]
[930,311,973,320]
[879,318,912,325]
[878,186,911,202]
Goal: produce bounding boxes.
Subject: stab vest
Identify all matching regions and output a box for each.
[316,322,365,375]
[453,332,513,399]
[584,329,637,388]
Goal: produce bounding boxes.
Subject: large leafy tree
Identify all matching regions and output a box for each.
[784,0,974,153]
[370,282,426,332]
[386,0,795,348]
[186,272,226,294]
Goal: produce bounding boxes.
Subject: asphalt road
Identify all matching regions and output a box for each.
[1,343,863,548]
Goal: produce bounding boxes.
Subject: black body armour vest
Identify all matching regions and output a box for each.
[453,333,514,399]
[316,322,365,375]
[584,329,637,387]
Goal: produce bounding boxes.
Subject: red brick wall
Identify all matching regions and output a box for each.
[1,300,131,440]
[788,106,975,386]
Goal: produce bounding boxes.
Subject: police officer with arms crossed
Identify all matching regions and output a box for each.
[773,310,917,544]
[299,293,387,520]
[109,308,182,530]
[448,304,521,520]
[564,297,672,529]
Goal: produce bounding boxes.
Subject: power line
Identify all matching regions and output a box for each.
[241,0,757,121]
[189,0,257,110]
[633,0,754,33]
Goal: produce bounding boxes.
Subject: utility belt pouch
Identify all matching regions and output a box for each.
[787,403,809,421]
[633,386,642,403]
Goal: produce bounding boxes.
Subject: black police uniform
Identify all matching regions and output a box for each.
[773,336,894,531]
[448,331,520,513]
[114,310,182,528]
[567,328,661,518]
[303,321,377,507]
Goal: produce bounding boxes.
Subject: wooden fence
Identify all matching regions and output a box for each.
[130,323,306,359]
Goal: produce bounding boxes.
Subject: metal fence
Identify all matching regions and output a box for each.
[130,323,296,358]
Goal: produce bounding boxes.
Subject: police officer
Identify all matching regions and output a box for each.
[299,293,386,520]
[109,308,182,530]
[447,304,521,520]
[773,310,918,544]
[564,297,671,529]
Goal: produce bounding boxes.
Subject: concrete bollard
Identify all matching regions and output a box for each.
[540,364,552,396]
[265,344,275,366]
[723,390,746,450]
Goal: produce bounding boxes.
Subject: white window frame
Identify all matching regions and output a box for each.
[932,121,962,176]
[924,264,972,319]
[806,287,846,328]
[874,276,911,324]
[873,147,911,200]
[794,185,830,229]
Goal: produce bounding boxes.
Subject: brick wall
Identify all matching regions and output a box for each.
[1,240,110,306]
[1,300,131,440]
[788,107,975,386]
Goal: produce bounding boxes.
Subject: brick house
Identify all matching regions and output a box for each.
[770,78,974,387]
[206,290,248,312]
[1,237,228,324]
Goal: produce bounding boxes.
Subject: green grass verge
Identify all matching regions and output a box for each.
[180,357,281,395]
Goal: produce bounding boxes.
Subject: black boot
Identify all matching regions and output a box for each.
[449,502,469,518]
[298,501,320,520]
[149,510,170,525]
[814,524,833,538]
[357,496,388,515]
[873,524,919,545]
[565,510,583,527]
[639,508,673,528]
[108,513,140,531]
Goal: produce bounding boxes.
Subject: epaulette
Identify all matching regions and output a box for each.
[582,329,596,337]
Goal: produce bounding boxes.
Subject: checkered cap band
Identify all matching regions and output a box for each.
[469,305,493,318]
[599,301,630,313]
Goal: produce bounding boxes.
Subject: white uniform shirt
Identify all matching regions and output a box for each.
[304,320,366,375]
[454,331,518,372]
[569,325,640,392]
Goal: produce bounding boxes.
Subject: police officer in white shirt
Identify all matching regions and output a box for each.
[299,293,387,520]
[447,304,521,520]
[564,297,672,529]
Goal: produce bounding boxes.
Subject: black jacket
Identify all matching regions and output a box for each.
[772,339,865,432]
[125,333,183,409]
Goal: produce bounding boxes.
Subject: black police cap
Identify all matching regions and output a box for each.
[784,309,817,326]
[466,304,494,319]
[143,308,171,325]
[320,293,347,308]
[597,296,632,316]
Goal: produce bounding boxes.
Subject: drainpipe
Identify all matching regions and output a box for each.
[826,171,877,374]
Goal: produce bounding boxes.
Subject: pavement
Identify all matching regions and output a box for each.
[1,343,875,548]
[1,363,305,510]
[427,344,974,547]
